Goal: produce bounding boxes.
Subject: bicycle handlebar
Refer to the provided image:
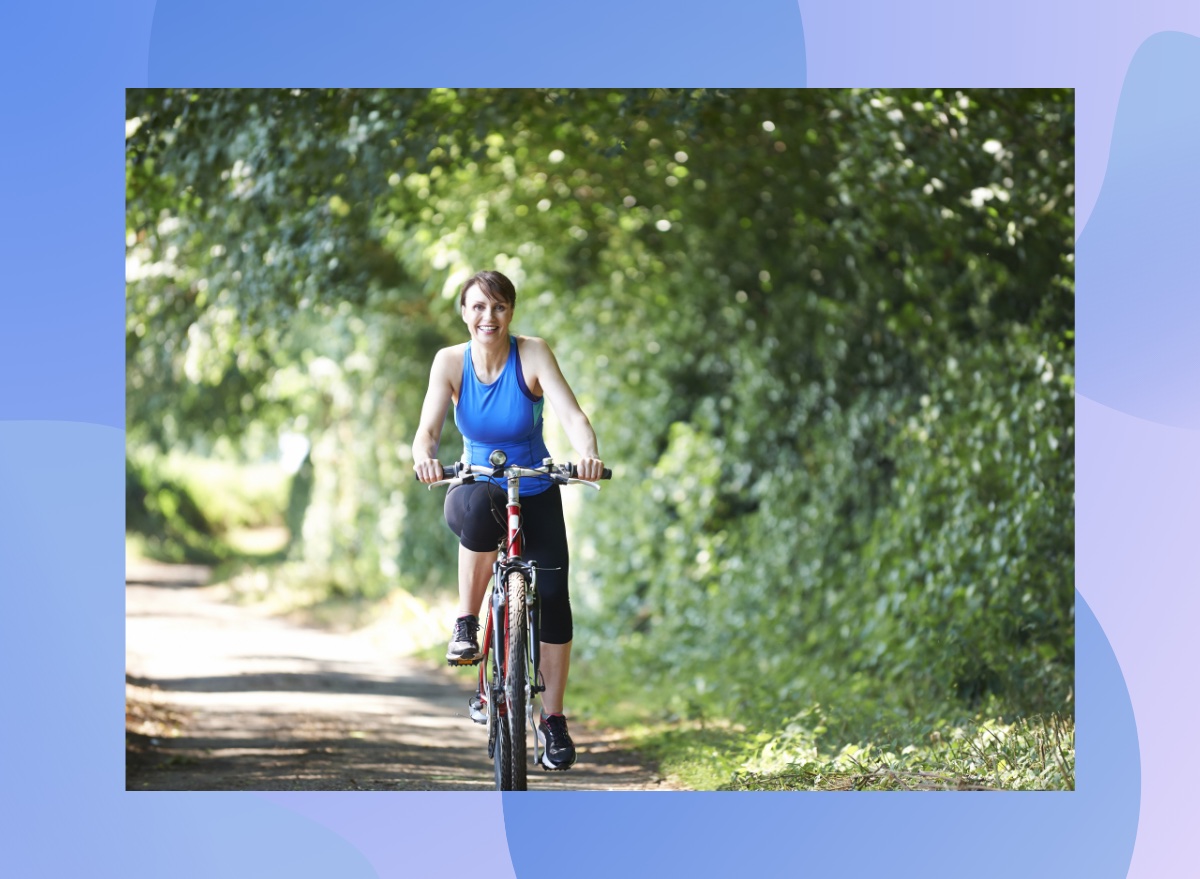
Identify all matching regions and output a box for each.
[415,460,612,489]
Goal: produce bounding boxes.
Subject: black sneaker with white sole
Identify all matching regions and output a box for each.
[537,713,577,770]
[446,615,481,666]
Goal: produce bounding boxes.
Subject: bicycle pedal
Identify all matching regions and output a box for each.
[446,656,483,667]
[468,696,488,724]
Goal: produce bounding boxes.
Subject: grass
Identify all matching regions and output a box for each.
[152,451,292,532]
[127,448,293,566]
[726,713,1075,791]
[566,652,1074,792]
[585,709,1074,792]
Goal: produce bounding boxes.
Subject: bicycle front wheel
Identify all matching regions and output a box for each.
[492,710,512,790]
[488,598,512,791]
[505,569,528,791]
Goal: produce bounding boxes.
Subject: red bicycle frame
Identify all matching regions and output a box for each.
[475,473,527,716]
[506,494,523,558]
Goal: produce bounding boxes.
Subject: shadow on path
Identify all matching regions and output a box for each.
[126,561,676,791]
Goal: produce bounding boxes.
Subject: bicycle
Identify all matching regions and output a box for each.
[421,451,610,790]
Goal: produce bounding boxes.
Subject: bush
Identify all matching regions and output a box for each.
[125,455,229,564]
[575,322,1073,728]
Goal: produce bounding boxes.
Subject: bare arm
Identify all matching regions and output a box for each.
[523,337,603,480]
[412,347,457,483]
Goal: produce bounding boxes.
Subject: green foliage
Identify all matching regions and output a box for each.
[729,712,1075,791]
[126,454,230,563]
[126,451,294,563]
[126,89,1074,767]
[588,701,1074,791]
[173,454,291,530]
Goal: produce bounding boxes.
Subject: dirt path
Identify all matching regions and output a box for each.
[126,560,675,791]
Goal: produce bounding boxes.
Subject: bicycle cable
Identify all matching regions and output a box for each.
[479,469,559,557]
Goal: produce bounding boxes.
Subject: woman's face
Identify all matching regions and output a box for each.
[461,282,513,344]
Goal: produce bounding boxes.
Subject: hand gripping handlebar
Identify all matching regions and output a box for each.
[415,460,611,490]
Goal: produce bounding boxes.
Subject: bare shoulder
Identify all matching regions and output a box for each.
[516,335,554,361]
[431,344,467,393]
[433,343,467,371]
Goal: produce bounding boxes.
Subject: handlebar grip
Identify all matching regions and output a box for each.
[563,464,612,480]
[414,462,464,480]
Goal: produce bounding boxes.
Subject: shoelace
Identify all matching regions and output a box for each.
[454,616,479,641]
[542,715,571,744]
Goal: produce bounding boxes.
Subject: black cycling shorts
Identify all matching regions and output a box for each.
[444,481,572,644]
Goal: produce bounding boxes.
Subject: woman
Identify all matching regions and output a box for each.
[412,270,603,771]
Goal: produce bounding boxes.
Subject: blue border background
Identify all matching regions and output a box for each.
[3,2,1197,876]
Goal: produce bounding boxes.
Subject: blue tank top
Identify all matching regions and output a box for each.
[455,336,552,496]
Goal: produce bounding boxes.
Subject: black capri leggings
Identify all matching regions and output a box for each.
[444,481,572,644]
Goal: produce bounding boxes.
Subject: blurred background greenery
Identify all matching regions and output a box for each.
[125,88,1074,789]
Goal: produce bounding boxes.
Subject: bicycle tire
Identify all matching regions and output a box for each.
[492,710,511,790]
[490,594,514,791]
[505,569,528,791]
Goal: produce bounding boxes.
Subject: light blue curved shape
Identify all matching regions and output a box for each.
[147,0,806,86]
[0,0,1171,876]
[124,795,380,878]
[0,422,375,878]
[1075,393,1200,879]
[257,792,517,879]
[0,0,145,427]
[502,591,1137,878]
[1078,32,1200,429]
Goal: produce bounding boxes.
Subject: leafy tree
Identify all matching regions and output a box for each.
[126,88,1074,719]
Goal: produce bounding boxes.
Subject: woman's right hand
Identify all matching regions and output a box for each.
[413,458,444,484]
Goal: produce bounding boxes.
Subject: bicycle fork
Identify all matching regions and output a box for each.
[471,573,507,725]
[471,558,541,725]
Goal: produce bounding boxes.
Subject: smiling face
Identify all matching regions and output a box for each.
[461,281,513,344]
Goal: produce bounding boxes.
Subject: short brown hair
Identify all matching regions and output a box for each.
[459,270,517,309]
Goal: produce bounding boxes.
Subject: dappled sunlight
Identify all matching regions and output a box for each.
[127,88,1074,790]
[126,572,676,790]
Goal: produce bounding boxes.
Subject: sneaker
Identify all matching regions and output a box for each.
[537,713,577,770]
[446,615,481,665]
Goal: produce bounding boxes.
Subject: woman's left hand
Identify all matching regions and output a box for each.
[577,456,604,481]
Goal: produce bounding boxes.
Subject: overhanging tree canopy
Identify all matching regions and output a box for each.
[126,88,1074,720]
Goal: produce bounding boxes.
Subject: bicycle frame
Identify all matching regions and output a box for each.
[476,467,544,771]
[503,471,543,697]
